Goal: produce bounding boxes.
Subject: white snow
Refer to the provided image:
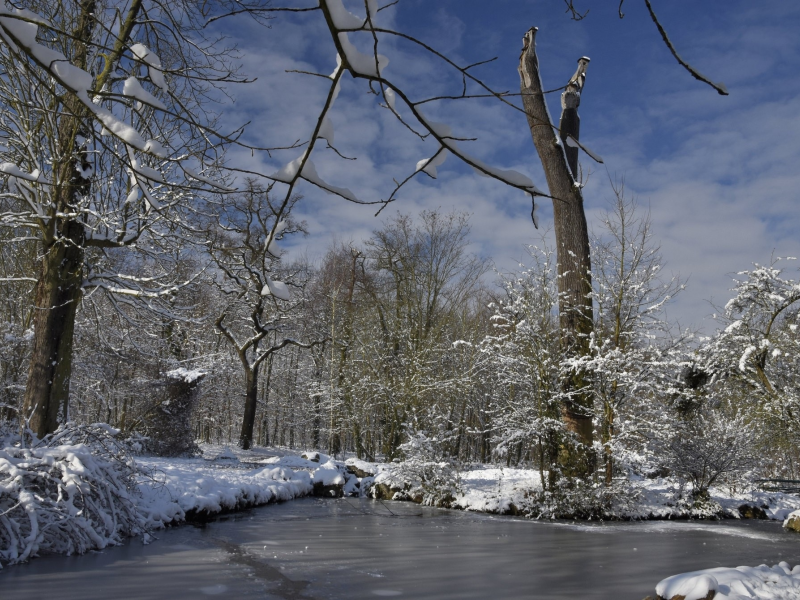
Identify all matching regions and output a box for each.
[129,156,163,182]
[414,112,544,195]
[454,467,542,514]
[0,163,48,184]
[384,87,396,110]
[564,134,604,164]
[656,563,800,600]
[318,115,335,145]
[137,456,312,522]
[264,220,287,252]
[311,460,345,486]
[416,148,448,178]
[261,276,292,301]
[165,367,206,384]
[182,165,233,191]
[143,139,167,158]
[345,458,379,476]
[272,152,360,202]
[324,0,366,30]
[129,43,168,94]
[337,32,388,77]
[122,76,166,110]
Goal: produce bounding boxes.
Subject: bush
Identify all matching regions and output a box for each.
[0,423,145,567]
[390,428,461,506]
[662,405,758,500]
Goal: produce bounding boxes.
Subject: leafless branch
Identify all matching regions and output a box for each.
[644,0,728,96]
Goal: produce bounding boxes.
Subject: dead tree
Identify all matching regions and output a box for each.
[519,28,595,478]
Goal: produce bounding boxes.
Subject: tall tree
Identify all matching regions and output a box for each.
[0,0,265,437]
[518,29,595,477]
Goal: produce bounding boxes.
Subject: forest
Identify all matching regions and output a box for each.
[1,0,800,596]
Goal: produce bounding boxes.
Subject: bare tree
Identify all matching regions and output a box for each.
[207,183,321,449]
[0,0,270,437]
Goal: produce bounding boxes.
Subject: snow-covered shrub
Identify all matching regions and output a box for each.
[0,419,19,448]
[390,428,461,506]
[511,476,642,520]
[661,404,758,501]
[0,423,145,567]
[698,259,800,478]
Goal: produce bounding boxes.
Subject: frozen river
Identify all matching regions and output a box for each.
[3,497,799,599]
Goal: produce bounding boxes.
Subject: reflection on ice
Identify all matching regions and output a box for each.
[199,584,228,595]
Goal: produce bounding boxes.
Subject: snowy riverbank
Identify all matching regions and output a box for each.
[5,435,800,600]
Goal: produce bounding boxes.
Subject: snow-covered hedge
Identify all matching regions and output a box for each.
[0,423,144,567]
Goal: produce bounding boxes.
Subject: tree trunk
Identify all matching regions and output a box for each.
[23,224,84,437]
[143,370,204,457]
[519,28,594,478]
[20,0,98,439]
[239,366,258,449]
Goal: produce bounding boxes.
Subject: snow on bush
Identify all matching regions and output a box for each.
[661,403,758,502]
[0,423,144,567]
[377,428,461,506]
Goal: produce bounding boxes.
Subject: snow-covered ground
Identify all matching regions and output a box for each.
[136,444,354,527]
[5,437,800,600]
[137,442,800,525]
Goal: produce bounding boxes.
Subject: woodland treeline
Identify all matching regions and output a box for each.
[0,0,796,502]
[2,188,799,495]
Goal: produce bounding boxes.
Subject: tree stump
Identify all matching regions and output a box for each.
[142,368,205,457]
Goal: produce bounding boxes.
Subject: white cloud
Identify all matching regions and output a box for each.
[210,0,800,332]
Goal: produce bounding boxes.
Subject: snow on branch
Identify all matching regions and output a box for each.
[273,0,550,208]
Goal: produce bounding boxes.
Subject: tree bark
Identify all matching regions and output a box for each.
[519,28,594,478]
[239,366,259,450]
[23,223,84,437]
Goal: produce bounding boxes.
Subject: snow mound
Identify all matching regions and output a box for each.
[656,562,800,600]
[137,458,312,520]
[214,446,239,461]
[312,461,345,486]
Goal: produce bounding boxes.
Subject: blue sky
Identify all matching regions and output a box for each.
[217,0,800,331]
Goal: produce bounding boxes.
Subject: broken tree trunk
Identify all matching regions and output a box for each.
[143,369,205,457]
[519,27,594,479]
